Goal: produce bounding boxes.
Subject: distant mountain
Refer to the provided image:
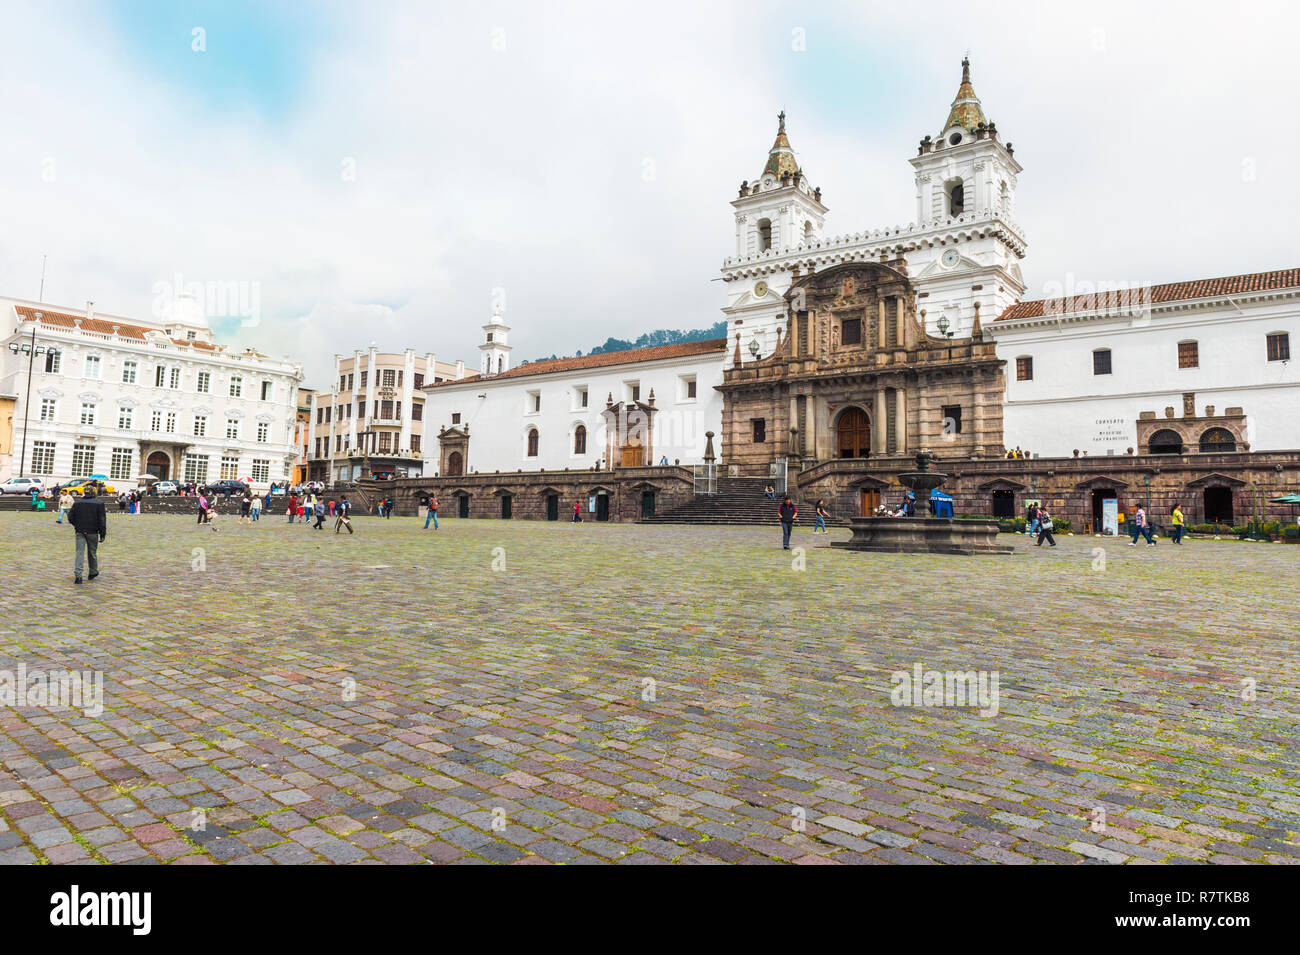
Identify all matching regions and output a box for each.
[523,321,727,365]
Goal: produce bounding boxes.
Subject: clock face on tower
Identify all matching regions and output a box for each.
[941,248,960,269]
[754,281,769,298]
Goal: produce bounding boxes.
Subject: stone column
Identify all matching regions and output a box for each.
[894,296,905,349]
[894,386,907,454]
[872,387,887,455]
[878,299,887,349]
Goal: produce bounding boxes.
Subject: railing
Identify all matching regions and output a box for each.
[693,463,717,496]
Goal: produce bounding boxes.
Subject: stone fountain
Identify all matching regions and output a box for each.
[832,449,1011,555]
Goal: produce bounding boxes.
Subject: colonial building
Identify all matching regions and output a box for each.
[306,347,464,482]
[0,296,303,488]
[422,305,725,476]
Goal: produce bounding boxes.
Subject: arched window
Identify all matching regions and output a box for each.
[948,180,964,216]
[526,428,539,457]
[803,220,813,245]
[573,425,586,455]
[757,218,772,251]
[1147,429,1183,455]
[497,356,503,374]
[999,181,1009,216]
[1199,428,1236,453]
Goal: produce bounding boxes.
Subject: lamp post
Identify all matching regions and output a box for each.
[7,316,59,478]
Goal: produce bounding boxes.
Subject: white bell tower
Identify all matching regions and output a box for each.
[479,304,512,377]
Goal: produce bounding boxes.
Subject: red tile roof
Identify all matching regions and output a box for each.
[435,337,728,385]
[15,305,219,350]
[998,268,1300,321]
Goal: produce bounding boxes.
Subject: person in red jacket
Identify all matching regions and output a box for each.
[778,495,797,550]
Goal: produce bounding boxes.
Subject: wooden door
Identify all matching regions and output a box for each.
[860,488,880,516]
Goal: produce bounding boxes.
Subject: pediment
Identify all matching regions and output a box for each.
[847,475,893,490]
[1184,471,1247,489]
[1072,476,1129,491]
[914,253,979,279]
[979,478,1028,492]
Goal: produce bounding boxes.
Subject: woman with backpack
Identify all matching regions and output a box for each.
[1036,508,1057,547]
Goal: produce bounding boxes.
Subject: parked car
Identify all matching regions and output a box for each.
[59,477,117,496]
[206,479,250,497]
[153,480,180,496]
[0,476,46,495]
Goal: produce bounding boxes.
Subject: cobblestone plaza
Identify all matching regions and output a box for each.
[1,514,1297,865]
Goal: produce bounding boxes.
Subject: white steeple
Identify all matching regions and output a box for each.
[479,302,512,377]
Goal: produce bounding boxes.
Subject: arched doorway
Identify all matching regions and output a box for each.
[446,451,463,476]
[146,451,170,479]
[836,407,871,459]
[1199,428,1236,453]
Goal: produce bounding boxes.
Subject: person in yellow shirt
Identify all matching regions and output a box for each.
[1171,503,1185,545]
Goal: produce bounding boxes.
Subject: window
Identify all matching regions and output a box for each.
[411,434,421,453]
[486,332,494,342]
[1092,349,1112,376]
[324,406,331,423]
[186,330,196,341]
[80,403,96,425]
[220,455,239,480]
[752,418,766,443]
[46,351,61,373]
[194,415,207,437]
[229,375,242,397]
[357,400,366,418]
[151,411,162,431]
[347,374,354,390]
[31,441,56,474]
[1199,427,1237,453]
[397,371,403,387]
[182,453,209,483]
[841,317,862,346]
[340,374,347,390]
[378,432,391,453]
[156,366,167,387]
[757,218,772,252]
[527,391,540,413]
[948,180,965,216]
[527,428,539,456]
[110,447,133,480]
[359,371,367,387]
[382,369,396,388]
[122,360,137,384]
[1016,356,1033,381]
[380,399,394,419]
[251,459,270,483]
[395,401,402,420]
[576,387,588,409]
[117,406,133,430]
[413,373,424,389]
[411,403,423,421]
[804,220,813,244]
[626,382,640,403]
[165,412,177,434]
[84,355,101,379]
[941,404,963,435]
[574,425,587,455]
[169,367,180,389]
[1267,332,1291,362]
[452,412,461,424]
[39,398,57,422]
[257,422,269,443]
[261,381,273,401]
[1178,340,1199,369]
[226,418,240,440]
[72,443,95,474]
[679,376,697,401]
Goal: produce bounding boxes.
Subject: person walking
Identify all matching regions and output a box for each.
[313,498,326,529]
[424,494,439,530]
[778,495,797,550]
[572,501,582,523]
[384,497,394,519]
[1170,503,1184,544]
[250,492,262,522]
[1025,502,1039,537]
[335,495,354,534]
[1130,504,1156,546]
[238,490,252,525]
[57,489,74,524]
[1036,508,1057,547]
[288,491,299,523]
[68,488,107,584]
[813,499,830,534]
[197,491,209,525]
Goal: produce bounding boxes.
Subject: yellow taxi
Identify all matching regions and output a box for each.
[61,478,117,496]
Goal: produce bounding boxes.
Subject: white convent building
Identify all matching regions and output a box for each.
[423,59,1299,472]
[0,295,303,488]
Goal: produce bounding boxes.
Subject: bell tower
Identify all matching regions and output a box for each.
[479,304,512,378]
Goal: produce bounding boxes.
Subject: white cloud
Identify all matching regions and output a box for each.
[1,0,1296,387]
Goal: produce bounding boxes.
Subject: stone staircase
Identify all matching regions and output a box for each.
[641,476,847,526]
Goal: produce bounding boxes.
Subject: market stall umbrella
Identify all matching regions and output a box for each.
[1269,494,1300,504]
[135,474,159,482]
[89,474,108,481]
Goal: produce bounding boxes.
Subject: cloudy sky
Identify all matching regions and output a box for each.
[1,0,1295,386]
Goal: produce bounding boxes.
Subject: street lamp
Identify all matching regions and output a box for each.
[936,315,955,359]
[8,316,59,478]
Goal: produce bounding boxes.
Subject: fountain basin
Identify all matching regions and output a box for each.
[832,516,1012,555]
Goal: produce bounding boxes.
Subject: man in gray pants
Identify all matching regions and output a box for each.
[68,489,108,584]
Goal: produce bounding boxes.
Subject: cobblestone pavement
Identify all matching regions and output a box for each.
[1,513,1298,865]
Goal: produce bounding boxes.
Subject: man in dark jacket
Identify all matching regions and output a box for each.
[778,495,797,550]
[68,489,107,584]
